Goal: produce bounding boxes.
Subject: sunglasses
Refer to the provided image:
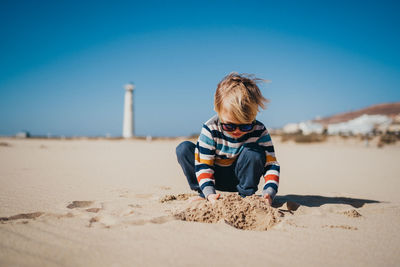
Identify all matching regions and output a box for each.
[220,121,255,132]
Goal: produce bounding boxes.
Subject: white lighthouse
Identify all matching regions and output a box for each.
[123,83,135,138]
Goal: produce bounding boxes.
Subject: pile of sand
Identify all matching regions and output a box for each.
[342,209,362,218]
[174,193,284,230]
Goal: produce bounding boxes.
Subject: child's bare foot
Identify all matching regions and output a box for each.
[188,196,205,203]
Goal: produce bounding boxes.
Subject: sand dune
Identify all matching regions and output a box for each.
[0,138,399,266]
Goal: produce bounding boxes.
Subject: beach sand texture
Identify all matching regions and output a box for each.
[0,138,400,266]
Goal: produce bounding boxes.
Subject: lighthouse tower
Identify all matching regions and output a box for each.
[123,83,135,138]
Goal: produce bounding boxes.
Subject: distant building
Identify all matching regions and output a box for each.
[282,123,300,134]
[298,121,324,135]
[282,112,399,136]
[16,131,30,138]
[393,114,400,123]
[387,124,400,134]
[327,114,392,135]
[282,121,324,135]
[386,113,400,134]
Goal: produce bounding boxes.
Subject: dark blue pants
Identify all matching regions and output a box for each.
[176,141,266,197]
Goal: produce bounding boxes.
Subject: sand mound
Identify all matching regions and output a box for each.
[174,193,284,230]
[342,209,362,217]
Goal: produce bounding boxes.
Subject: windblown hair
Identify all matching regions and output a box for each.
[214,72,269,123]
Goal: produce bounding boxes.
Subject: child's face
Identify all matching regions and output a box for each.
[218,108,249,139]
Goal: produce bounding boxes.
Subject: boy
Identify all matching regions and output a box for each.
[176,73,280,205]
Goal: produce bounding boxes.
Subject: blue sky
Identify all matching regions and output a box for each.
[1,0,399,137]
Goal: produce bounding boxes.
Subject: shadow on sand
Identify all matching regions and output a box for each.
[273,195,381,209]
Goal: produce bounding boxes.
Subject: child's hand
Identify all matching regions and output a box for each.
[207,193,220,203]
[263,194,272,206]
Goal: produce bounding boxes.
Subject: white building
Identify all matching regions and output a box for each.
[327,114,392,135]
[282,123,300,134]
[298,121,324,135]
[16,131,30,138]
[283,121,324,135]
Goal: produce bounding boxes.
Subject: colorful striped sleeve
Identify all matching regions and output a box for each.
[195,124,217,198]
[256,127,280,200]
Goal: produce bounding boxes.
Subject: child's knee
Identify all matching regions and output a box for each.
[240,147,265,165]
[176,141,195,158]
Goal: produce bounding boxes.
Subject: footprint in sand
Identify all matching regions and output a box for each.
[0,212,44,222]
[127,216,175,226]
[149,216,174,224]
[159,193,198,203]
[86,208,101,213]
[66,201,102,214]
[88,216,101,227]
[88,212,135,228]
[0,142,11,147]
[67,201,94,209]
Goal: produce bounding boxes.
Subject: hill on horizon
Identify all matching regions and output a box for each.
[314,102,400,125]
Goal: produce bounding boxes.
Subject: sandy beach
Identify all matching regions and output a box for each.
[1,137,399,266]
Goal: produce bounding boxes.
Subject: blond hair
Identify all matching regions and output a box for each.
[214,72,269,123]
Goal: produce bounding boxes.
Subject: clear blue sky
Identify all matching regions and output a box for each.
[1,0,399,137]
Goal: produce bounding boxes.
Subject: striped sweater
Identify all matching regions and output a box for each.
[195,115,280,199]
